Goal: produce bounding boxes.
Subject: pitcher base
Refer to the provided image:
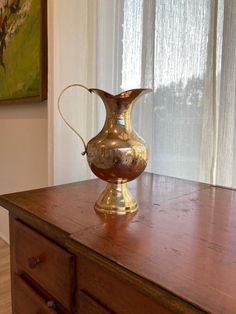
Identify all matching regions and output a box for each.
[94,182,138,215]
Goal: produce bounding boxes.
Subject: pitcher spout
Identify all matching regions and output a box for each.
[115,88,152,102]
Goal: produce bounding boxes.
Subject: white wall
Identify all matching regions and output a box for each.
[48,0,122,186]
[0,102,48,243]
[48,0,97,185]
[0,0,99,242]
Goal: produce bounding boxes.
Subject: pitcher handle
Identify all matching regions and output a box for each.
[57,84,91,156]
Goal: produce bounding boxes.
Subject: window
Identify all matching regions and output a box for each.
[106,0,235,187]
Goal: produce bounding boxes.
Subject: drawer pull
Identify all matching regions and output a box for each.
[28,256,41,269]
[47,300,57,310]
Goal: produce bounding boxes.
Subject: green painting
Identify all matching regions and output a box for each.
[0,0,46,102]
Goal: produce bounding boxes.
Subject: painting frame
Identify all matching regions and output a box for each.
[0,0,47,104]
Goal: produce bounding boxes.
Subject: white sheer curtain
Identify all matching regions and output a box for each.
[115,0,236,187]
[216,0,236,187]
[53,0,236,188]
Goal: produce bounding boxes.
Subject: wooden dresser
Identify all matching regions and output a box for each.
[0,173,236,314]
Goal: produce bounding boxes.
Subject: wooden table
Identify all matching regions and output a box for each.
[0,173,236,313]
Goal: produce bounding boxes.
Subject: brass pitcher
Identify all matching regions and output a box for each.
[58,84,152,215]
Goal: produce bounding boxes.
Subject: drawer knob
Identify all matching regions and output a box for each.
[47,300,57,310]
[28,256,41,269]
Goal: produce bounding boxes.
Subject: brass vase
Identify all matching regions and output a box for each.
[58,84,151,215]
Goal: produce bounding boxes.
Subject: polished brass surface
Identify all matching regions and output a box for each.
[95,182,137,214]
[58,85,152,214]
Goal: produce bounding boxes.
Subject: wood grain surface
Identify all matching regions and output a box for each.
[0,173,208,238]
[1,173,236,313]
[70,184,236,314]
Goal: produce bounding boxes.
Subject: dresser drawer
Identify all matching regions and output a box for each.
[14,275,57,314]
[79,290,113,314]
[77,255,173,314]
[14,220,75,312]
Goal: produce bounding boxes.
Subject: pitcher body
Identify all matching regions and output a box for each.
[58,85,151,214]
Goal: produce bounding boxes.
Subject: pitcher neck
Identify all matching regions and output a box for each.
[89,87,152,131]
[104,107,132,132]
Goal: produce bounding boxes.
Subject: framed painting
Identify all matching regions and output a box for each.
[0,0,47,104]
